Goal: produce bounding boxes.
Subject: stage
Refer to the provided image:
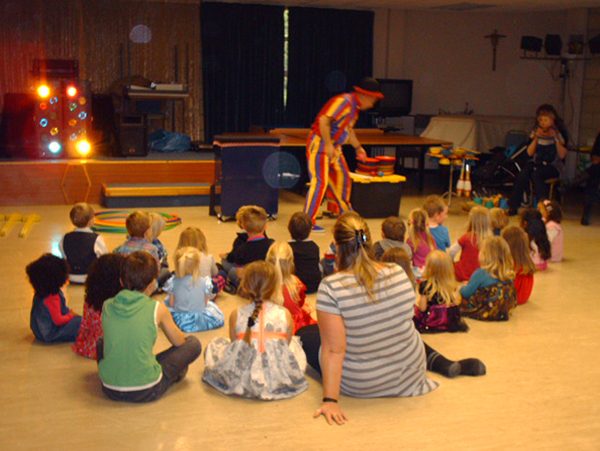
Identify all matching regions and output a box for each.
[0,129,450,206]
[0,152,216,206]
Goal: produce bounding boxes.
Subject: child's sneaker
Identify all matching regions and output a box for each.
[312,224,326,233]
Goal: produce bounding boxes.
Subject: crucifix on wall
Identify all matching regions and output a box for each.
[484,29,507,71]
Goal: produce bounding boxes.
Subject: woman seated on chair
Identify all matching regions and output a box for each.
[508,104,568,215]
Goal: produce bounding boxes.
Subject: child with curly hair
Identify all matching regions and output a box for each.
[26,254,82,343]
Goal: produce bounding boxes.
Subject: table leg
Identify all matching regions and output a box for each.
[418,147,425,192]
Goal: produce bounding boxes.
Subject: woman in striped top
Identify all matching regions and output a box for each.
[298,212,486,425]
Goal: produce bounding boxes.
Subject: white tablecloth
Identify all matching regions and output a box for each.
[420,115,532,152]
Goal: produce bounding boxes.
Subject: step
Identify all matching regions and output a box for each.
[101,183,220,208]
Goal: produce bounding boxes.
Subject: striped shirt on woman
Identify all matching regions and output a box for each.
[317,264,438,398]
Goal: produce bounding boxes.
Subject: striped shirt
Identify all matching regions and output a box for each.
[310,93,359,146]
[317,264,438,398]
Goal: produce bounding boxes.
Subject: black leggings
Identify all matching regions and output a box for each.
[297,324,452,377]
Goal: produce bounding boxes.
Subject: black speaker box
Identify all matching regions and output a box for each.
[545,34,563,56]
[589,34,600,54]
[521,36,543,52]
[118,114,148,157]
[0,93,38,158]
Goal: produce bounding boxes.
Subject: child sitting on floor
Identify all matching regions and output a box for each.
[451,206,491,282]
[414,250,468,333]
[380,247,416,289]
[373,216,413,260]
[538,200,563,263]
[520,208,551,271]
[203,261,308,400]
[26,253,82,343]
[164,247,224,333]
[177,226,218,278]
[72,254,124,359]
[221,205,274,291]
[98,251,201,403]
[266,241,317,334]
[423,195,451,251]
[502,226,536,305]
[113,210,160,262]
[489,207,509,236]
[407,208,436,279]
[148,212,173,287]
[287,212,321,293]
[60,202,108,283]
[459,236,517,321]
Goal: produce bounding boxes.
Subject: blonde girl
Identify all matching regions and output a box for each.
[266,242,316,334]
[413,250,468,333]
[459,236,517,321]
[406,208,436,277]
[176,226,218,277]
[502,226,535,305]
[164,246,224,332]
[203,261,308,400]
[451,206,491,281]
[489,207,509,236]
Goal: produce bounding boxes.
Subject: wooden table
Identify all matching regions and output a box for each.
[268,128,451,191]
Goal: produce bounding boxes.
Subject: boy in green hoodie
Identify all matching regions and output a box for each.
[98,251,201,402]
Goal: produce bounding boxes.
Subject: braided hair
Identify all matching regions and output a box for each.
[237,261,279,345]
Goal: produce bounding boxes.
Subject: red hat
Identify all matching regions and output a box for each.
[353,77,384,99]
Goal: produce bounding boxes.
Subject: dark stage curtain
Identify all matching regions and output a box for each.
[201,3,284,142]
[285,7,374,127]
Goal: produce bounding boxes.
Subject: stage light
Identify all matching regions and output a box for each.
[78,97,86,105]
[39,103,48,110]
[66,85,78,97]
[69,102,77,112]
[75,139,91,157]
[39,118,48,127]
[68,119,77,127]
[78,111,87,120]
[49,96,58,105]
[50,127,59,136]
[48,141,62,154]
[37,85,51,98]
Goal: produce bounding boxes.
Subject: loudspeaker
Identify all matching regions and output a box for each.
[521,36,543,52]
[545,34,562,56]
[117,114,148,157]
[589,34,600,54]
[0,93,38,158]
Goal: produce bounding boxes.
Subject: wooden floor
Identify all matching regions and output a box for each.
[1,189,599,450]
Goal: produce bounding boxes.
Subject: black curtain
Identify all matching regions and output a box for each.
[201,3,284,142]
[286,7,374,127]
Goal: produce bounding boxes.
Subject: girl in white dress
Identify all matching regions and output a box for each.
[203,261,307,400]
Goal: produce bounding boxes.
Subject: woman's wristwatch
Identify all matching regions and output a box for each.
[322,397,338,403]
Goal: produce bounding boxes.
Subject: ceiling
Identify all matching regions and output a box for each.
[212,0,600,12]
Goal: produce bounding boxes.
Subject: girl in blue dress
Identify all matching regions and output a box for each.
[164,247,224,332]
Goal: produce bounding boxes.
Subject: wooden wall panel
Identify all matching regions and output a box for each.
[0,159,216,205]
[0,0,203,140]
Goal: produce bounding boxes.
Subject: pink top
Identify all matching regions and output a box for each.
[530,241,548,271]
[546,221,563,262]
[407,232,433,269]
[454,233,481,282]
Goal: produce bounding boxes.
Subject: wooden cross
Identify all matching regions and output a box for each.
[484,29,507,71]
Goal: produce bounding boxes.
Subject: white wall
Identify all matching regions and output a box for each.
[373,8,585,120]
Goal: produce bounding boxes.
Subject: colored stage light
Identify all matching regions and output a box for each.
[39,102,48,110]
[50,127,59,136]
[78,97,86,105]
[37,85,50,98]
[78,111,87,120]
[39,118,48,127]
[69,102,78,111]
[49,96,58,105]
[68,119,77,127]
[48,141,62,154]
[66,85,78,97]
[75,139,91,157]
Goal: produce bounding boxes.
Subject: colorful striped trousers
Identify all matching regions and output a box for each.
[304,133,352,223]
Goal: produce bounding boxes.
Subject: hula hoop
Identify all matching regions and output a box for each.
[93,210,182,234]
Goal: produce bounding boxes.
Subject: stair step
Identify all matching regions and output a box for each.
[101,183,220,208]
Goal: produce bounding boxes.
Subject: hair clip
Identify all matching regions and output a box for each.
[355,229,367,247]
[247,317,256,328]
